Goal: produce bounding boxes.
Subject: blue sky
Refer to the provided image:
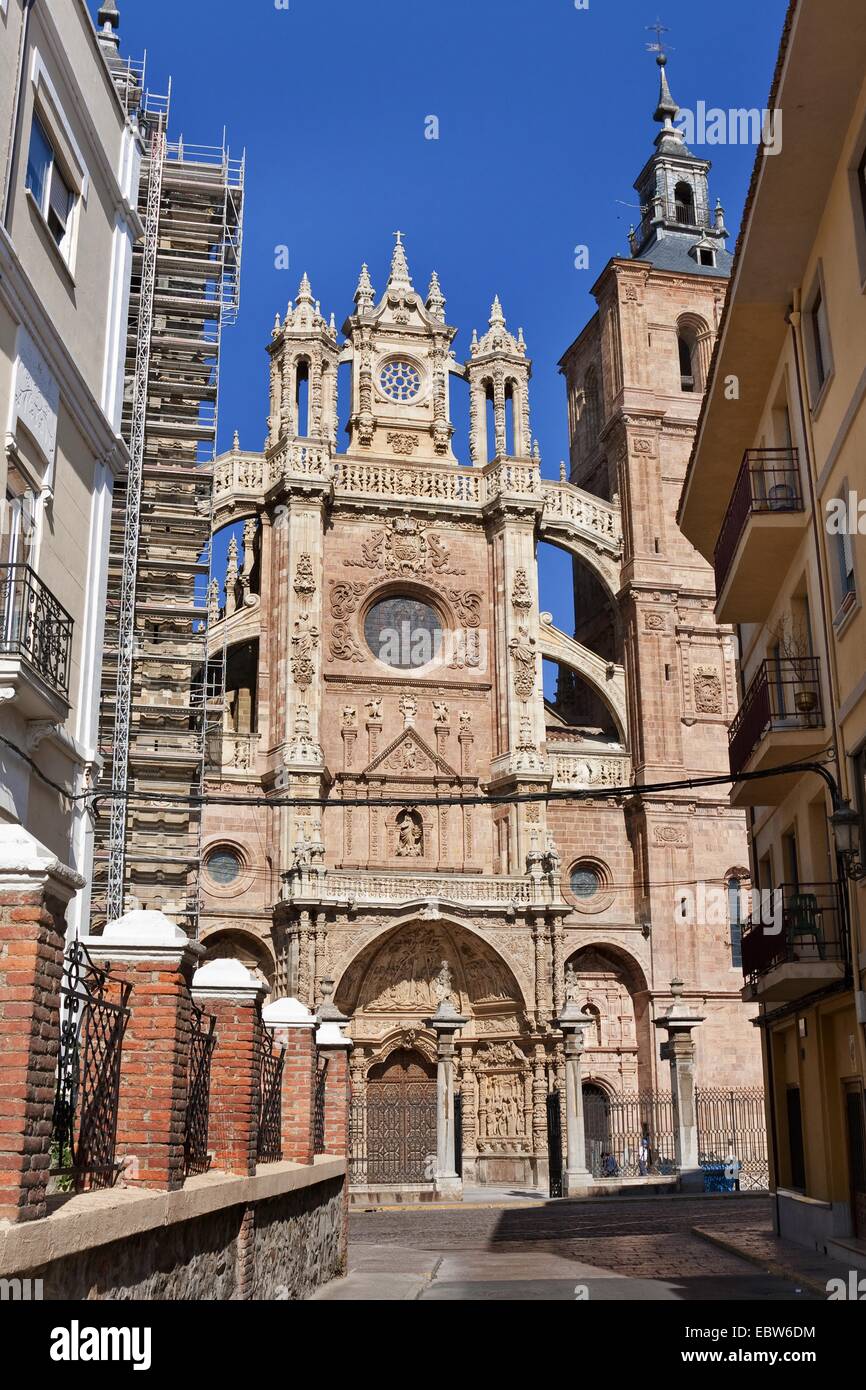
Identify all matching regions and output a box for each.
[97,0,788,664]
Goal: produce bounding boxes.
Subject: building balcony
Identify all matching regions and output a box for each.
[729,657,826,807]
[714,450,806,622]
[741,881,848,1003]
[0,564,73,721]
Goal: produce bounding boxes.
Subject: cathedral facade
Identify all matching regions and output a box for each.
[200,60,762,1186]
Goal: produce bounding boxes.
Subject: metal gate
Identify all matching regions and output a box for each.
[547,1090,563,1197]
[362,1050,437,1185]
[696,1087,769,1191]
[584,1089,677,1178]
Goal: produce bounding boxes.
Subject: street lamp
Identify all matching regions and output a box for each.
[829,801,865,881]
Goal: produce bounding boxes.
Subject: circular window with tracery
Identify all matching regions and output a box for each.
[206,847,243,886]
[364,594,443,669]
[567,858,615,914]
[379,358,422,403]
[570,865,601,900]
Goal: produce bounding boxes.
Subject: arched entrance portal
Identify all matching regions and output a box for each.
[337,919,533,1187]
[365,1049,437,1185]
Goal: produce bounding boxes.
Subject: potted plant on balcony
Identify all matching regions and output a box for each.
[770,613,817,716]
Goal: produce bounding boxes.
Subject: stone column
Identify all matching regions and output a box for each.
[0,827,82,1222]
[557,999,596,1196]
[84,909,203,1191]
[192,958,266,1177]
[654,978,706,1192]
[457,1046,477,1183]
[262,995,317,1164]
[425,998,469,1198]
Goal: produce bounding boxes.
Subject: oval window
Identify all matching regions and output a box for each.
[364,595,443,669]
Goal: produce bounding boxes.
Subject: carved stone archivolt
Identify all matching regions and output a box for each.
[333,921,525,1029]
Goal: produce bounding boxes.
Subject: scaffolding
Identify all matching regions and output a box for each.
[92,80,244,937]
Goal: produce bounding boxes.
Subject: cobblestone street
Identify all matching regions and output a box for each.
[314,1195,832,1301]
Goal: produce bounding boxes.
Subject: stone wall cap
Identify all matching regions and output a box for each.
[263,996,316,1027]
[316,1021,353,1049]
[192,957,261,991]
[102,910,189,946]
[0,823,84,894]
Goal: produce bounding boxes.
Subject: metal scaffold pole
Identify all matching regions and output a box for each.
[105,122,167,926]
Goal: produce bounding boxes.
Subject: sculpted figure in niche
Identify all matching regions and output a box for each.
[396,809,423,858]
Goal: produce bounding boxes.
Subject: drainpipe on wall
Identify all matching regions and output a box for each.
[1,0,37,231]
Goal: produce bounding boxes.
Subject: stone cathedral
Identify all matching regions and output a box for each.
[200,60,762,1186]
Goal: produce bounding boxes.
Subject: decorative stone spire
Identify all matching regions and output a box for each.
[296,272,314,306]
[426,271,446,321]
[354,262,375,314]
[653,52,679,125]
[387,231,414,292]
[471,296,525,359]
[232,429,240,452]
[97,2,121,54]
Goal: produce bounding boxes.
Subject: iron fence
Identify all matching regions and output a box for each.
[313,1058,328,1155]
[582,1088,769,1188]
[696,1087,769,1191]
[256,1035,285,1163]
[183,1003,216,1176]
[584,1089,677,1178]
[0,563,73,697]
[52,939,131,1190]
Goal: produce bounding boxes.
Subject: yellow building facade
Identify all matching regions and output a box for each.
[680,0,866,1257]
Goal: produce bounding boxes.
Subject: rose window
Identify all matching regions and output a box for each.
[379,359,422,402]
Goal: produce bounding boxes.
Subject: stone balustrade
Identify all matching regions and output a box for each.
[540,479,622,555]
[283,866,566,913]
[211,452,624,582]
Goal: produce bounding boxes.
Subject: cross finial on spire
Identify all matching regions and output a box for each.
[645,17,670,57]
[388,230,413,291]
[648,20,679,126]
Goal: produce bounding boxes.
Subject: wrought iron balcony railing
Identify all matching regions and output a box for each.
[0,563,73,698]
[714,449,803,597]
[741,881,848,984]
[728,656,823,778]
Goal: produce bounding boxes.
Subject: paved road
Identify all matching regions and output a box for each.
[313,1194,821,1301]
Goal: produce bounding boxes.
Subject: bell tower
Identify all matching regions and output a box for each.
[267,273,341,453]
[465,298,532,465]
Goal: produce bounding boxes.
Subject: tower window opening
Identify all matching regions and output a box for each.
[485,385,496,463]
[698,247,715,268]
[678,335,696,392]
[674,181,695,225]
[296,360,311,437]
[504,383,515,458]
